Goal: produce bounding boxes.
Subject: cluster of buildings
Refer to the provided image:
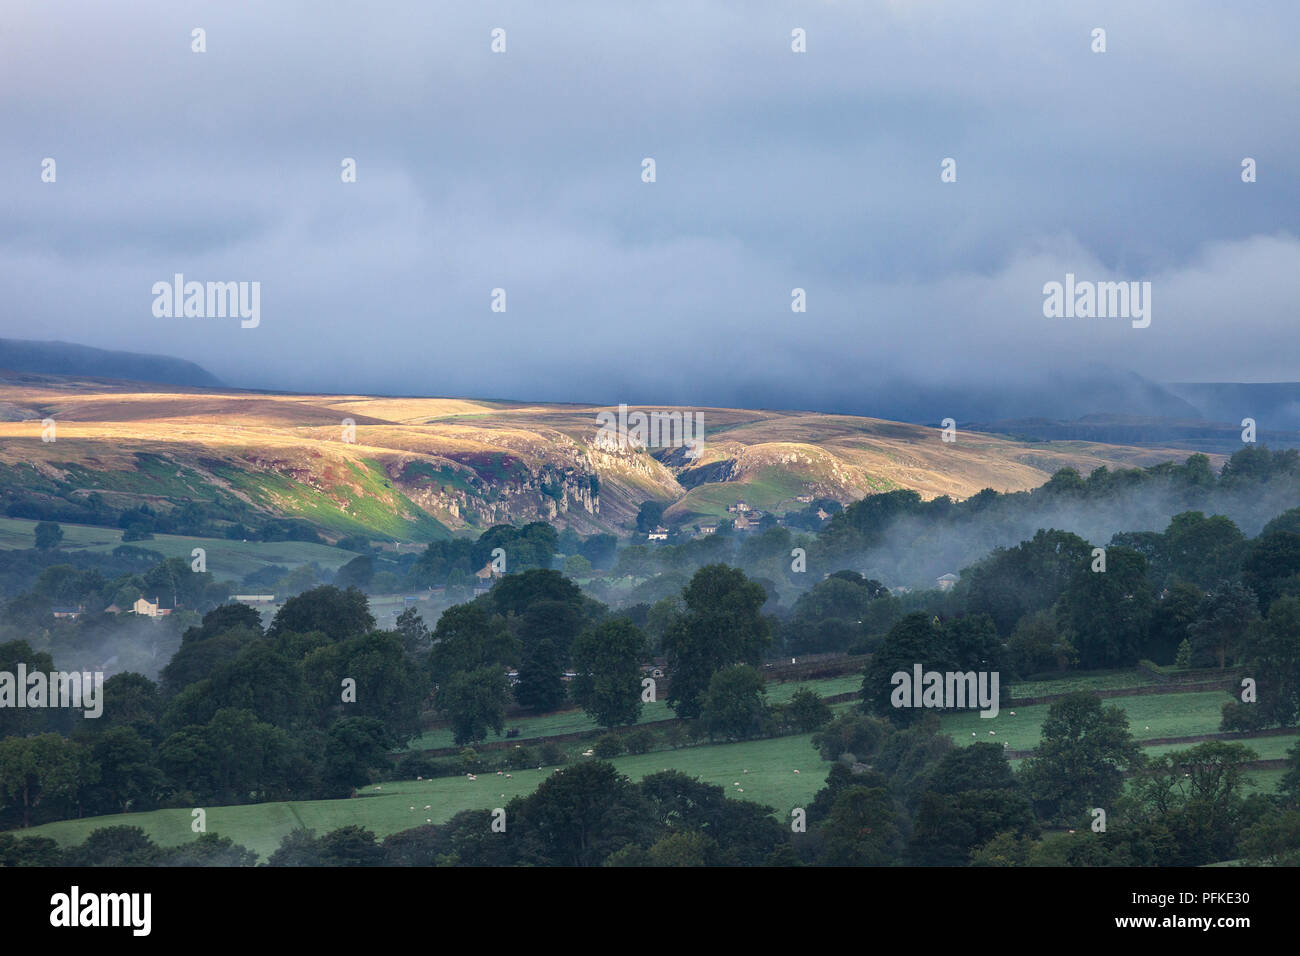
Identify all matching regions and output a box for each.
[52,596,178,620]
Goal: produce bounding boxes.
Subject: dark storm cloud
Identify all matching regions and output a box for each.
[1,0,1298,408]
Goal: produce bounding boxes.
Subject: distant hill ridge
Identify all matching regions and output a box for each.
[0,338,221,388]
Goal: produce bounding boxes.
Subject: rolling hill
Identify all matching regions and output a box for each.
[0,371,1218,541]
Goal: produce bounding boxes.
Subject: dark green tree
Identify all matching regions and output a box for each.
[570,619,647,728]
[661,564,771,719]
[699,664,767,740]
[1019,693,1141,822]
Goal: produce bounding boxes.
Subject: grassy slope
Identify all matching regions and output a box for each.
[940,691,1237,751]
[21,735,822,861]
[407,675,862,751]
[0,516,358,581]
[14,677,1294,861]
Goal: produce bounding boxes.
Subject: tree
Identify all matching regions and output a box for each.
[188,603,264,640]
[861,613,951,725]
[0,734,91,828]
[394,607,431,658]
[1019,693,1141,822]
[699,665,767,740]
[910,787,1037,866]
[1007,610,1075,676]
[428,603,517,683]
[1242,531,1300,610]
[317,825,386,866]
[1239,809,1300,866]
[322,717,391,795]
[265,828,324,867]
[333,554,374,591]
[1187,584,1258,669]
[960,529,1092,635]
[1126,741,1259,865]
[158,832,258,867]
[563,554,593,578]
[268,586,375,642]
[61,826,159,866]
[84,726,163,815]
[435,666,509,745]
[1159,512,1246,589]
[206,640,307,729]
[661,565,771,719]
[811,712,888,763]
[1240,595,1300,727]
[579,533,618,570]
[1058,546,1153,668]
[303,631,426,741]
[165,708,300,805]
[99,672,163,738]
[570,619,647,728]
[160,625,262,698]
[511,760,653,866]
[636,500,666,533]
[1145,580,1203,665]
[0,641,61,738]
[909,744,1036,865]
[518,599,584,661]
[514,639,567,713]
[34,522,63,551]
[487,568,582,619]
[647,831,717,866]
[817,786,903,866]
[787,687,834,731]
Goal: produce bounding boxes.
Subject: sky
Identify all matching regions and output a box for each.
[2,0,1298,410]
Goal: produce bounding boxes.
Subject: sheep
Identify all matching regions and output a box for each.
[410,806,415,811]
[1009,711,1016,717]
[497,771,503,776]
[505,774,512,778]
[793,769,800,774]
[989,730,996,735]
[426,818,431,823]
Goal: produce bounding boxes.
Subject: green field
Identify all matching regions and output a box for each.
[1144,732,1300,762]
[0,516,359,581]
[20,734,823,861]
[1010,670,1159,698]
[940,690,1236,752]
[406,675,861,751]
